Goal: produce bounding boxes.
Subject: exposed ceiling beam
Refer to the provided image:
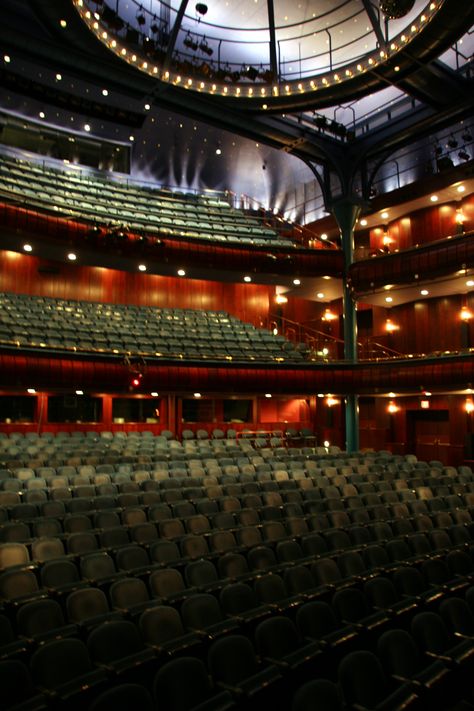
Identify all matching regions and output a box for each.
[266,0,278,79]
[163,0,189,71]
[361,0,386,48]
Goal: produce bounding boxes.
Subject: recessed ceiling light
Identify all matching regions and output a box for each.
[457,185,466,193]
[388,392,396,397]
[215,148,222,155]
[320,233,328,241]
[359,219,368,226]
[322,275,331,280]
[67,253,77,261]
[39,111,45,119]
[244,276,252,282]
[293,278,301,285]
[138,264,147,272]
[317,292,324,299]
[177,269,186,276]
[194,392,202,398]
[467,280,474,287]
[144,103,151,110]
[381,211,389,219]
[27,388,36,394]
[430,195,438,202]
[56,73,62,81]
[265,393,272,398]
[129,136,134,142]
[75,390,84,395]
[102,89,109,96]
[151,392,159,397]
[4,55,11,63]
[60,19,67,28]
[84,123,91,132]
[385,296,393,303]
[420,289,429,295]
[23,244,32,252]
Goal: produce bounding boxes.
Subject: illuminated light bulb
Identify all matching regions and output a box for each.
[387,401,398,414]
[460,306,473,321]
[466,400,474,414]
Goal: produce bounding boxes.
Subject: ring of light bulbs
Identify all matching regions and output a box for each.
[73,0,441,107]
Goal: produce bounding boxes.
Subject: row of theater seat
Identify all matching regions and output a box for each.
[0,153,292,249]
[2,446,474,709]
[3,544,474,709]
[0,291,310,362]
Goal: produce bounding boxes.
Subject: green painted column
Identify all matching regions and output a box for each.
[332,199,361,453]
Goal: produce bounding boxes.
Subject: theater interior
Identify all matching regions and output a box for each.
[1,0,474,709]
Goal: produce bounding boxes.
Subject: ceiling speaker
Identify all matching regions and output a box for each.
[380,0,415,19]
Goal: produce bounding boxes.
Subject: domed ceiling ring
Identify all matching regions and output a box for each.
[73,0,460,111]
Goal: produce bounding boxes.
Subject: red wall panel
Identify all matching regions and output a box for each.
[0,252,270,326]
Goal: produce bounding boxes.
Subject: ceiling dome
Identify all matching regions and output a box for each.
[74,0,445,108]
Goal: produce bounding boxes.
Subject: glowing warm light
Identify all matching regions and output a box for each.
[465,399,474,414]
[421,400,430,409]
[138,264,146,272]
[317,292,325,299]
[323,440,330,448]
[320,233,328,241]
[420,289,429,296]
[430,195,438,202]
[244,276,252,283]
[27,388,36,394]
[381,211,389,220]
[151,392,159,397]
[67,253,77,261]
[322,309,337,321]
[194,392,202,398]
[385,319,399,332]
[456,209,466,224]
[265,393,272,398]
[359,219,368,227]
[177,269,186,276]
[23,244,33,252]
[385,296,393,303]
[460,306,473,321]
[457,185,466,193]
[387,401,399,414]
[75,390,84,395]
[275,294,288,305]
[467,281,474,288]
[293,278,301,286]
[326,397,339,407]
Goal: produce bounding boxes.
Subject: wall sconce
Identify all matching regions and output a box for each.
[421,400,430,409]
[460,306,473,321]
[385,319,399,333]
[326,396,339,407]
[465,399,474,414]
[275,294,288,305]
[387,401,399,414]
[322,309,337,321]
[456,208,466,225]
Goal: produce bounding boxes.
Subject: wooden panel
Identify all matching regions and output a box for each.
[0,252,270,326]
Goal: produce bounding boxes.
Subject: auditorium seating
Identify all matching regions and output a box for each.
[0,154,294,249]
[0,291,309,363]
[1,436,474,708]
